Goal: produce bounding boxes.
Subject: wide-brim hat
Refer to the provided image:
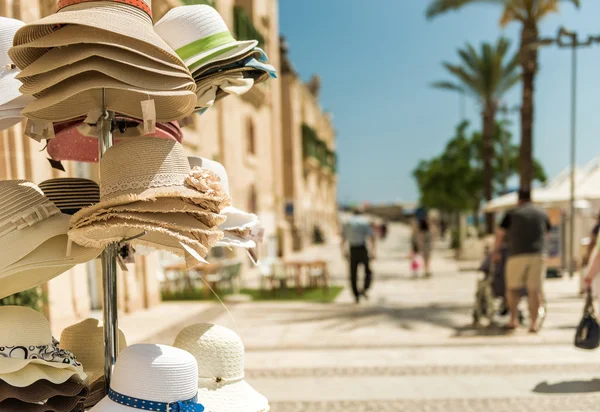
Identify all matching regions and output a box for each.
[39,178,100,215]
[0,306,87,387]
[22,73,196,122]
[48,119,183,163]
[71,198,226,229]
[191,47,266,81]
[154,5,257,73]
[0,234,102,299]
[174,323,269,412]
[216,233,256,249]
[60,318,127,385]
[0,17,25,107]
[69,138,230,222]
[11,0,186,70]
[10,25,189,74]
[19,56,195,96]
[0,379,88,403]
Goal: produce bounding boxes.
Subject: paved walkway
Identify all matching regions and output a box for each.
[135,223,600,411]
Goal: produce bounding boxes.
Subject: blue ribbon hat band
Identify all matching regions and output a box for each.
[108,388,205,412]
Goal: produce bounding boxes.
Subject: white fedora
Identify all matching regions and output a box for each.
[188,157,262,249]
[90,344,205,412]
[154,5,258,73]
[0,306,86,387]
[174,324,269,412]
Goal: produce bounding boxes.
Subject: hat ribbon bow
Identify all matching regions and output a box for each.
[108,389,204,412]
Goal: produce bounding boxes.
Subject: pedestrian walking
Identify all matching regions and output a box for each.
[418,218,433,277]
[342,208,376,303]
[581,212,600,294]
[493,190,551,333]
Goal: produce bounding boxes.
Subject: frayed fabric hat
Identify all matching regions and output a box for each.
[60,318,127,386]
[0,306,87,387]
[89,344,205,412]
[39,178,100,215]
[174,324,269,412]
[11,0,187,71]
[154,5,258,73]
[47,118,183,163]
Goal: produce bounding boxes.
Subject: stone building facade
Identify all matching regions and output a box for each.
[0,0,337,329]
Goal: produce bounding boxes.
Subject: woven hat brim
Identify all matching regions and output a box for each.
[191,48,263,80]
[71,198,226,228]
[68,219,216,258]
[0,363,86,388]
[22,74,196,122]
[20,56,195,96]
[73,211,216,233]
[0,235,102,299]
[17,43,191,79]
[196,379,269,412]
[0,379,88,402]
[0,70,24,107]
[220,206,259,231]
[186,40,257,72]
[12,2,186,69]
[0,213,69,272]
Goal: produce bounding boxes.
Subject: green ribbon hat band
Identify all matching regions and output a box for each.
[176,31,237,61]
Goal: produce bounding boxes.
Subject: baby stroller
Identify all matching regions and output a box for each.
[472,252,497,327]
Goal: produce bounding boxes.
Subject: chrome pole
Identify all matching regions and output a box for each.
[568,38,577,278]
[98,88,118,390]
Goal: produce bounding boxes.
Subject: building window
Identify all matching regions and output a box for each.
[248,184,258,214]
[246,117,256,155]
[233,6,265,48]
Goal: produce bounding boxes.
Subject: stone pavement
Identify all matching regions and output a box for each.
[139,223,600,411]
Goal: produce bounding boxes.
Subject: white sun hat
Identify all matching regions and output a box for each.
[0,306,86,387]
[174,324,269,412]
[0,17,32,129]
[90,344,205,412]
[154,5,258,73]
[188,157,262,249]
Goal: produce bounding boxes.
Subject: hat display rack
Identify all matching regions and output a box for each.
[0,1,275,408]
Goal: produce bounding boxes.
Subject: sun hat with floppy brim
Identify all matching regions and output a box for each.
[191,47,266,81]
[39,178,100,215]
[0,306,87,387]
[89,344,201,412]
[19,56,195,96]
[0,379,88,403]
[60,318,127,385]
[69,138,230,223]
[174,323,269,412]
[47,121,184,163]
[71,198,226,229]
[10,25,189,74]
[0,234,102,299]
[11,0,187,70]
[22,73,196,122]
[154,5,257,72]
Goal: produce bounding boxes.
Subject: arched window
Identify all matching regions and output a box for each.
[246,117,256,155]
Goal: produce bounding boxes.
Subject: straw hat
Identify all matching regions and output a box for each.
[174,324,269,412]
[0,306,87,387]
[10,25,189,73]
[188,157,262,249]
[0,379,88,403]
[89,344,204,412]
[0,180,102,299]
[70,138,231,223]
[191,47,266,81]
[60,318,127,385]
[154,5,258,72]
[19,56,195,96]
[11,0,186,70]
[47,119,183,163]
[22,73,196,123]
[39,178,100,215]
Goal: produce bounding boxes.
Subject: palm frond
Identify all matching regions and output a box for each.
[426,0,508,19]
[430,81,465,92]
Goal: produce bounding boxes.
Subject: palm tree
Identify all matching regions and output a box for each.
[427,0,581,193]
[432,37,520,234]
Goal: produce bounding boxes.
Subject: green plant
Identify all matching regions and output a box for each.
[0,288,46,311]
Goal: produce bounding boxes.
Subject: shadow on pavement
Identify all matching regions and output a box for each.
[533,379,600,394]
[452,324,516,338]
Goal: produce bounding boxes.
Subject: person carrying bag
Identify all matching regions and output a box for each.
[574,289,600,350]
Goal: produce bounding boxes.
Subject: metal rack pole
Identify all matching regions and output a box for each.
[98,89,118,390]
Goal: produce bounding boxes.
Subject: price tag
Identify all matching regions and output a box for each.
[141,99,156,135]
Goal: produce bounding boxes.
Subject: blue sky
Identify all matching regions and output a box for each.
[279,1,600,205]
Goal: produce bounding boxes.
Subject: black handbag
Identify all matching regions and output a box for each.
[575,290,600,350]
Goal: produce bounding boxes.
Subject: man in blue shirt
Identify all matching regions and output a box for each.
[342,208,376,303]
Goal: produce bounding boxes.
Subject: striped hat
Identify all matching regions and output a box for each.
[39,178,100,215]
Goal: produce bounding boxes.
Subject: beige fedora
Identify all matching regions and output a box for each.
[72,198,226,229]
[17,43,190,79]
[20,56,196,96]
[70,138,231,223]
[11,0,185,70]
[22,73,196,122]
[60,318,127,385]
[0,306,87,387]
[10,25,189,74]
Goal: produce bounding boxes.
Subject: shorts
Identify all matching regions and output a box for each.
[505,254,546,291]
